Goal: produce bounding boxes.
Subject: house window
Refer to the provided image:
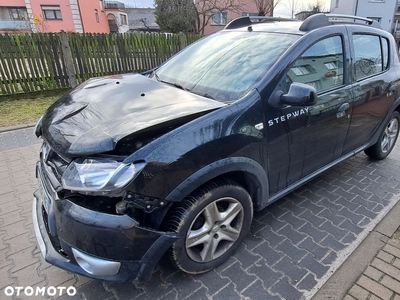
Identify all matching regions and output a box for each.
[95,9,99,23]
[42,5,62,20]
[10,8,27,20]
[211,12,227,26]
[120,14,127,25]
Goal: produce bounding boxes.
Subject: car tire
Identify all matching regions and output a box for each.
[364,111,399,160]
[165,179,253,274]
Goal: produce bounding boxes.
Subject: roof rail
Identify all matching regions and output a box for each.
[299,13,382,31]
[225,16,296,30]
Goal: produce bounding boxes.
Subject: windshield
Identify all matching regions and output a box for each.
[155,31,299,102]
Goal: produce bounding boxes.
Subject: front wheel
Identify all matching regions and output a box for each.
[365,111,399,160]
[165,180,253,274]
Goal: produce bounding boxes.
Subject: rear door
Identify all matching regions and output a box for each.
[343,29,395,153]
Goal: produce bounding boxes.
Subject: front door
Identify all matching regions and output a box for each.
[265,35,353,195]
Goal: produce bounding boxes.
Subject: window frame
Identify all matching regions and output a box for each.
[120,14,127,25]
[41,5,62,20]
[9,7,27,20]
[211,12,228,26]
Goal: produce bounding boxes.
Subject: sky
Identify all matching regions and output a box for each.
[118,0,332,17]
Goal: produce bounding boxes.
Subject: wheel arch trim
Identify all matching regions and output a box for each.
[165,157,269,210]
[369,97,400,147]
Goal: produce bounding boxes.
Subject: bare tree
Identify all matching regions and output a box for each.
[296,0,326,20]
[282,0,300,18]
[194,0,244,35]
[253,0,282,17]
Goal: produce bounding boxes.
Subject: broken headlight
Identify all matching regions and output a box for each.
[61,157,145,192]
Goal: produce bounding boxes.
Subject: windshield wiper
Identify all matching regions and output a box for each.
[172,82,190,92]
[193,92,215,100]
[152,70,160,81]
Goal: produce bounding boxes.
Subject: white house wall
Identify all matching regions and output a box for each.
[331,0,397,32]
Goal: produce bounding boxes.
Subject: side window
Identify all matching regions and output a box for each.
[382,37,389,70]
[284,36,344,93]
[353,34,386,80]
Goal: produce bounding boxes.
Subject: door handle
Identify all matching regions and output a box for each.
[337,103,350,119]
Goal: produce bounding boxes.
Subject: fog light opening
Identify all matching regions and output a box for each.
[75,256,94,274]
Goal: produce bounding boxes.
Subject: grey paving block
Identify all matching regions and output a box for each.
[276,240,308,263]
[256,226,286,248]
[194,269,230,296]
[247,260,282,287]
[321,235,347,252]
[278,224,307,245]
[271,276,303,300]
[299,237,330,260]
[211,283,241,300]
[252,241,284,267]
[220,261,257,292]
[300,252,330,279]
[318,208,346,226]
[320,221,349,240]
[280,212,307,230]
[274,256,308,285]
[298,222,328,243]
[300,210,326,228]
[233,244,262,269]
[297,273,318,291]
[242,280,279,300]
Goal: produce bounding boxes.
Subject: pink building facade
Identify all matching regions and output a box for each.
[0,0,110,33]
[201,1,261,35]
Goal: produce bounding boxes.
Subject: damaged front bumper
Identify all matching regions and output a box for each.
[33,161,178,282]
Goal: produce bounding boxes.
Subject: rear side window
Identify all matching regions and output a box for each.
[353,34,388,81]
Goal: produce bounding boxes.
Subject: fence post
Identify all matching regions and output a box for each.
[178,32,187,50]
[60,31,78,88]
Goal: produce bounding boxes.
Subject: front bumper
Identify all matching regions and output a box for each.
[33,161,178,282]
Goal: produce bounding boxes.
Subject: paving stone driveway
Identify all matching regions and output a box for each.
[0,128,400,300]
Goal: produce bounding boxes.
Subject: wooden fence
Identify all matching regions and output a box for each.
[0,32,201,95]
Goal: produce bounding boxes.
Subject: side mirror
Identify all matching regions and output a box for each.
[269,82,317,108]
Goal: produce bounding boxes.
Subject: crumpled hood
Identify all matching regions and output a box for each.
[41,74,226,157]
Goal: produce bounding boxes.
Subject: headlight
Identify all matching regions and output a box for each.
[61,157,145,192]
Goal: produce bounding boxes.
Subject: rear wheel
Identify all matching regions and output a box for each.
[165,180,253,274]
[365,111,399,160]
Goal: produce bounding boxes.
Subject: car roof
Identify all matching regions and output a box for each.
[227,21,305,35]
[223,14,382,36]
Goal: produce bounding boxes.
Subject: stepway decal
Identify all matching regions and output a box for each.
[268,107,309,126]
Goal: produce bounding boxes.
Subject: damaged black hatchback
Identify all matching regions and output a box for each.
[33,14,400,282]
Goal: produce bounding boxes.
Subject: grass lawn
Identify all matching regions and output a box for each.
[0,90,68,128]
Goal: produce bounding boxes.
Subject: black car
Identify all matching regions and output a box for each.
[33,14,400,282]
